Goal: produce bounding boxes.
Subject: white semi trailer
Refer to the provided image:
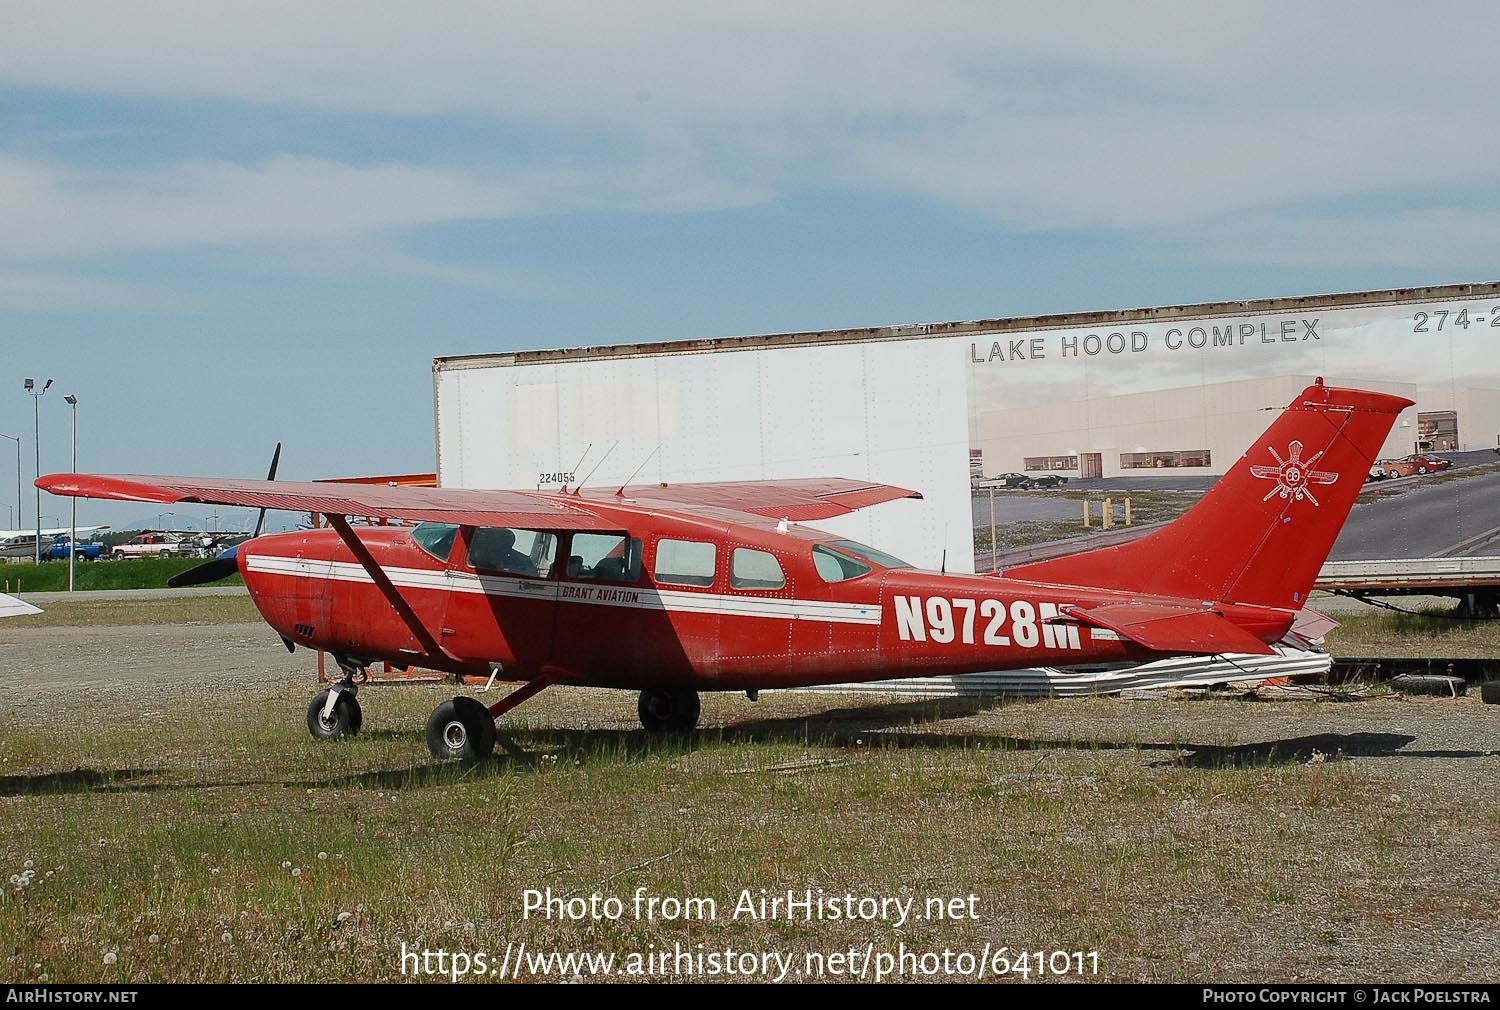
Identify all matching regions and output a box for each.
[434,279,1500,573]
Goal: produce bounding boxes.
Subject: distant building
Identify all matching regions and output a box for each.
[971,374,1483,480]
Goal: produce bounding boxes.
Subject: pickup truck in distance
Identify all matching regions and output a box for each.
[111,533,189,559]
[44,535,104,561]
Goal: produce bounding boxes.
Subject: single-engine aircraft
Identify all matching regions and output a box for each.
[38,379,1409,761]
[0,524,110,559]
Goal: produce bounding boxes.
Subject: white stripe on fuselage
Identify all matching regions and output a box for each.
[244,554,883,626]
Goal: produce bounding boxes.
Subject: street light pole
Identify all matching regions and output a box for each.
[0,432,19,533]
[25,378,53,564]
[65,394,78,592]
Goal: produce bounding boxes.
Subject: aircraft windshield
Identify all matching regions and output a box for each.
[825,539,911,570]
[412,522,459,562]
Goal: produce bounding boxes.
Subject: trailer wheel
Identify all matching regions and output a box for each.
[1389,673,1466,697]
[1481,682,1500,705]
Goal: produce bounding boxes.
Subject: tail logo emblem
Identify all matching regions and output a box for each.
[1250,440,1338,505]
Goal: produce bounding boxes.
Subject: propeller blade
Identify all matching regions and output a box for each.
[170,443,278,589]
[251,442,282,540]
[167,546,240,588]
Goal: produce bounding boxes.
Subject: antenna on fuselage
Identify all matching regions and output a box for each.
[615,445,660,497]
[575,441,619,494]
[563,443,593,493]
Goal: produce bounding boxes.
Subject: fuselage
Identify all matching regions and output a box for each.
[238,500,1298,691]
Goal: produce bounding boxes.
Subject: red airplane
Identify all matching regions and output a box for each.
[38,379,1408,761]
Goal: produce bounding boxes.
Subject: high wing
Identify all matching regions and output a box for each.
[582,478,922,521]
[36,474,610,529]
[36,474,921,528]
[0,524,110,539]
[1059,601,1276,656]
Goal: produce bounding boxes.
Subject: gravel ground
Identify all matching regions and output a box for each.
[4,619,1496,768]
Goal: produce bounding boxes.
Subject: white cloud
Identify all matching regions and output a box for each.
[1188,208,1500,269]
[0,268,194,310]
[0,153,768,260]
[1,2,1498,253]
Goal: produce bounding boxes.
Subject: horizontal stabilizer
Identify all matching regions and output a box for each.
[1282,607,1339,649]
[1062,602,1275,656]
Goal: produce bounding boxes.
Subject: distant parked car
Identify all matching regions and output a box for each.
[1370,453,1453,479]
[111,532,191,559]
[982,473,1035,489]
[44,535,103,561]
[1029,474,1069,488]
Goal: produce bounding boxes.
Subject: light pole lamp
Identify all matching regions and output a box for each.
[0,432,18,533]
[25,378,52,563]
[65,394,77,592]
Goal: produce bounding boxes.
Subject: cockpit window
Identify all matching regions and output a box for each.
[469,527,557,578]
[412,522,459,562]
[825,539,912,570]
[812,545,871,583]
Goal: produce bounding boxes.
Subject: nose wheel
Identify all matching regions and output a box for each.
[307,687,363,741]
[425,696,497,761]
[637,689,701,732]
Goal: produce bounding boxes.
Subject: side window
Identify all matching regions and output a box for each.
[730,547,786,590]
[812,545,871,583]
[654,539,717,588]
[566,533,643,583]
[468,527,557,577]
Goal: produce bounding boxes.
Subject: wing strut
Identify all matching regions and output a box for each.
[485,675,554,719]
[324,515,456,665]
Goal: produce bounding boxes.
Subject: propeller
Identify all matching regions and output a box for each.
[168,443,281,588]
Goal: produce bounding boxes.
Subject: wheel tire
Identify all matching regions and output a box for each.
[637,689,701,732]
[1481,682,1500,705]
[425,696,496,761]
[1389,673,1467,697]
[160,550,172,558]
[112,551,125,560]
[306,690,362,741]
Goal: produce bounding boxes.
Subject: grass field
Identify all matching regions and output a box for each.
[1,598,1497,984]
[0,557,242,594]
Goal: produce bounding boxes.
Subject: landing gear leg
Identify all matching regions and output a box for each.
[637,689,701,732]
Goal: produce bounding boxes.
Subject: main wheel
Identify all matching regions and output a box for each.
[1481,682,1500,705]
[637,689,701,732]
[307,689,363,741]
[425,696,496,760]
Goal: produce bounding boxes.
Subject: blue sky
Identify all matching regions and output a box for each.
[2,2,1498,532]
